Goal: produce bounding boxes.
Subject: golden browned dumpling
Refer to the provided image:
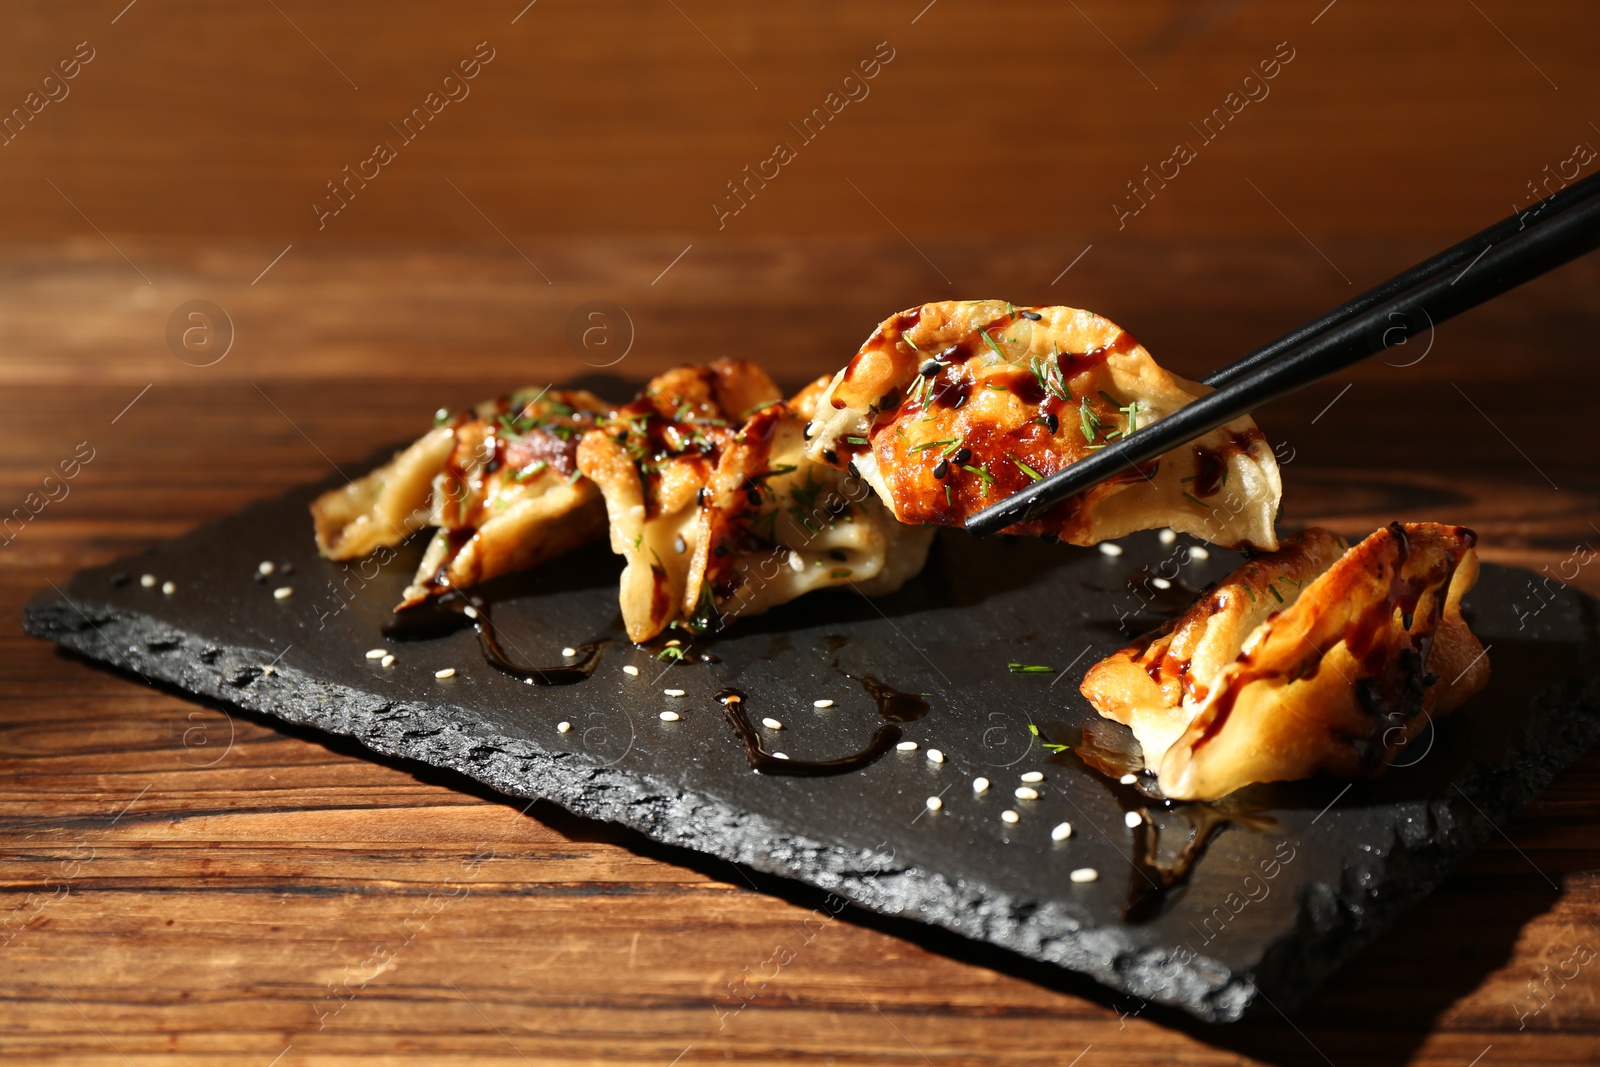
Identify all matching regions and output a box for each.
[803,300,1282,549]
[1081,523,1491,801]
[577,362,934,643]
[310,387,610,609]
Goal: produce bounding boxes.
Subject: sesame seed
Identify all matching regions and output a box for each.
[366,649,387,659]
[925,796,943,811]
[719,692,741,704]
[1125,811,1143,828]
[926,748,945,764]
[140,574,157,588]
[1020,771,1044,783]
[161,581,176,595]
[896,741,919,752]
[772,752,789,760]
[1189,545,1211,561]
[1070,867,1099,883]
[562,647,577,657]
[659,711,680,722]
[463,605,479,619]
[1098,542,1124,557]
[557,721,572,734]
[664,688,686,697]
[1152,577,1171,590]
[1119,773,1138,785]
[273,586,293,600]
[380,655,395,668]
[1051,822,1073,841]
[434,668,456,679]
[666,639,681,647]
[623,665,640,676]
[258,561,275,576]
[260,665,276,676]
[788,551,804,573]
[972,777,991,793]
[1158,528,1176,545]
[813,699,834,708]
[1014,786,1040,801]
[1000,810,1020,824]
[761,717,783,730]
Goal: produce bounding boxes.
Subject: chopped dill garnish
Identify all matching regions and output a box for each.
[1009,662,1054,674]
[829,568,852,579]
[1267,583,1284,604]
[656,645,687,661]
[1078,397,1103,443]
[910,438,958,452]
[845,436,870,445]
[1182,491,1206,507]
[962,463,995,495]
[978,327,1008,362]
[1011,456,1044,481]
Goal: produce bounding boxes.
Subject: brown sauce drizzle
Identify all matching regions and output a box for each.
[1052,719,1267,923]
[714,688,902,776]
[383,594,606,686]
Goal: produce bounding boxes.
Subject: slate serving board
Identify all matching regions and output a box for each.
[24,467,1600,1022]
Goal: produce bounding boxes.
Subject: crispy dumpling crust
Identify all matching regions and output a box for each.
[309,387,610,609]
[1081,523,1490,801]
[803,300,1282,550]
[577,364,933,643]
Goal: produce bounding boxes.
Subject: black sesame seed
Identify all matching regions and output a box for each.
[823,449,839,465]
[919,359,941,377]
[714,544,729,558]
[932,458,949,479]
[1021,310,1042,321]
[847,460,860,479]
[696,487,708,506]
[829,549,847,561]
[280,562,295,575]
[745,488,762,505]
[952,447,972,464]
[110,573,129,587]
[1043,412,1059,433]
[803,425,813,440]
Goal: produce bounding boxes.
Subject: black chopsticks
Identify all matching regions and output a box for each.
[964,173,1600,538]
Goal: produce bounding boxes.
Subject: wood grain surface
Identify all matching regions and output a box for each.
[4,0,1600,1061]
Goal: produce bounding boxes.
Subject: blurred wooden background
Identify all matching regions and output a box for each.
[4,1,1600,1064]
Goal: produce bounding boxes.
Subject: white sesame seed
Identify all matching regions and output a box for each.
[463,605,479,619]
[260,665,276,676]
[1125,811,1143,828]
[1158,528,1176,545]
[761,717,783,730]
[788,551,804,573]
[926,748,945,764]
[1119,773,1138,785]
[434,668,456,679]
[813,699,835,708]
[659,711,680,722]
[365,649,388,659]
[772,752,789,760]
[525,678,534,685]
[896,741,919,752]
[1189,545,1210,561]
[1001,809,1020,824]
[1070,867,1099,883]
[140,574,157,588]
[665,639,681,647]
[1098,542,1124,557]
[1014,786,1040,801]
[161,581,176,595]
[1051,821,1073,841]
[273,586,293,600]
[972,777,991,793]
[623,665,640,676]
[1020,771,1044,783]
[557,721,572,734]
[562,647,577,657]
[258,561,275,576]
[664,688,686,697]
[1152,577,1171,590]
[925,796,942,811]
[380,655,395,668]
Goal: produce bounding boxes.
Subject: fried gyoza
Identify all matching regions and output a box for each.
[1081,523,1490,801]
[576,360,933,643]
[804,300,1282,549]
[310,388,610,609]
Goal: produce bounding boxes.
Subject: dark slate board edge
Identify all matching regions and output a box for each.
[1257,674,1600,1013]
[23,596,1257,1021]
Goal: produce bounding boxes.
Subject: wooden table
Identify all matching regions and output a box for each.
[3,237,1599,1065]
